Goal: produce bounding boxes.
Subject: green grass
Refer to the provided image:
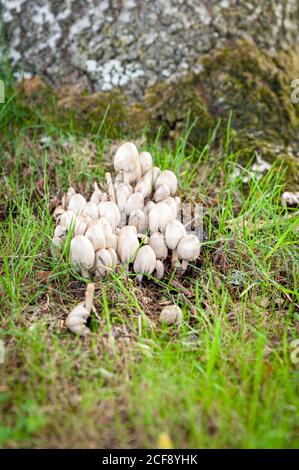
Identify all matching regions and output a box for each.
[0,79,299,449]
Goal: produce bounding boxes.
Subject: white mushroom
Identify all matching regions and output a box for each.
[68,193,87,214]
[177,234,200,272]
[128,209,147,234]
[153,183,170,202]
[144,166,161,185]
[98,201,120,231]
[95,249,113,277]
[65,283,94,336]
[133,245,156,282]
[60,210,76,230]
[90,182,104,204]
[148,202,174,234]
[159,305,182,325]
[134,174,152,198]
[155,170,177,196]
[155,260,164,280]
[70,235,95,277]
[145,200,155,215]
[83,201,99,220]
[54,224,67,240]
[117,229,139,264]
[165,220,186,265]
[105,232,118,250]
[149,232,168,260]
[163,197,178,219]
[107,248,118,269]
[114,142,139,174]
[125,192,144,216]
[85,224,105,251]
[139,151,153,176]
[65,187,76,206]
[53,205,65,222]
[115,182,133,226]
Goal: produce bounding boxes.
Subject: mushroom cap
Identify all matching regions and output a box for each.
[107,248,118,268]
[74,217,88,236]
[117,232,139,263]
[153,202,175,233]
[133,245,156,276]
[165,220,186,250]
[144,166,161,184]
[119,225,138,237]
[95,248,113,276]
[53,205,65,221]
[70,235,95,271]
[128,209,147,234]
[149,232,168,260]
[125,192,144,216]
[155,260,165,280]
[177,234,200,261]
[51,236,63,256]
[98,201,120,231]
[83,201,99,219]
[105,232,118,250]
[155,170,177,196]
[139,151,153,176]
[159,305,183,325]
[114,142,139,173]
[134,174,152,198]
[65,187,76,206]
[60,209,76,230]
[85,224,105,251]
[153,183,170,202]
[162,197,178,219]
[65,302,90,335]
[54,224,67,239]
[115,183,133,211]
[68,193,87,214]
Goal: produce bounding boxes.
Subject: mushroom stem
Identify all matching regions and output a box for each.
[106,172,116,202]
[136,273,143,283]
[84,283,95,312]
[171,248,178,266]
[181,260,189,272]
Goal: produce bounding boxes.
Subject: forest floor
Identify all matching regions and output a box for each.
[0,77,299,449]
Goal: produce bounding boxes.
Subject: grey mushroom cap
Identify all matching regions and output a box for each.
[133,245,157,277]
[159,305,183,325]
[149,232,168,260]
[177,234,200,261]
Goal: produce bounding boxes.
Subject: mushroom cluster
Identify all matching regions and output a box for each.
[51,142,201,280]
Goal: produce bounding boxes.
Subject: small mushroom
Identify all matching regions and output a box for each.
[177,234,200,272]
[153,182,170,202]
[53,205,65,222]
[149,202,174,234]
[70,235,95,277]
[128,209,147,234]
[90,182,104,204]
[139,151,153,176]
[60,210,76,230]
[163,197,178,219]
[114,142,139,174]
[54,224,67,240]
[68,193,87,214]
[98,201,120,231]
[117,229,139,264]
[134,174,152,198]
[155,260,164,280]
[65,187,76,206]
[107,248,118,269]
[125,192,144,216]
[165,220,186,265]
[149,232,168,260]
[85,224,105,251]
[65,283,94,336]
[95,249,113,277]
[83,201,99,219]
[155,170,177,196]
[133,245,156,282]
[159,305,182,325]
[105,232,118,250]
[144,166,161,185]
[115,182,133,226]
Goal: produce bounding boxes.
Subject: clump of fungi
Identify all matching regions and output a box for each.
[52,142,201,281]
